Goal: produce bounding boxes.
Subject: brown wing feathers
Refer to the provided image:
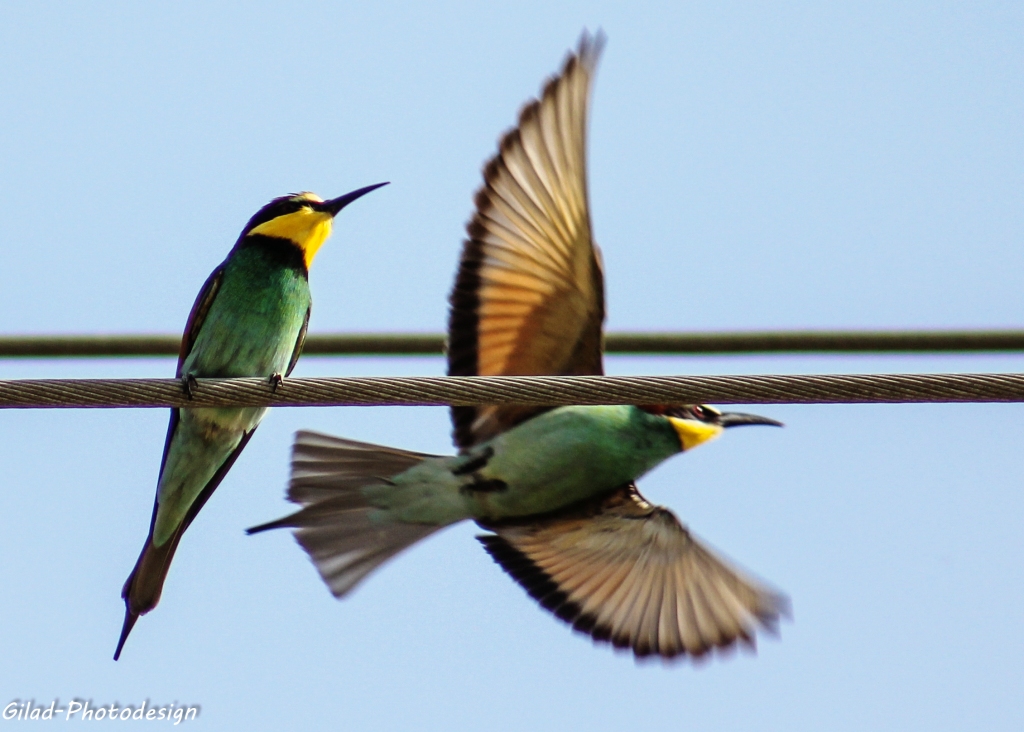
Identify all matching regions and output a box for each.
[451,34,791,659]
[448,32,607,449]
[479,486,788,660]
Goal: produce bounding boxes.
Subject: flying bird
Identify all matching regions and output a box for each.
[251,32,787,660]
[114,183,387,660]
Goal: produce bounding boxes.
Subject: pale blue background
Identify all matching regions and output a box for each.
[1,2,1023,730]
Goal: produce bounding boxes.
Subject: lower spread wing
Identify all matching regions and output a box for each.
[448,31,607,449]
[479,485,788,660]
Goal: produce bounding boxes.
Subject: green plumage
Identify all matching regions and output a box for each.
[247,405,689,599]
[115,184,386,661]
[366,405,682,526]
[115,235,311,662]
[183,240,310,379]
[248,34,788,658]
[154,240,311,545]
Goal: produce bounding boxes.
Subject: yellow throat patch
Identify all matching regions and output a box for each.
[248,193,334,269]
[668,417,724,451]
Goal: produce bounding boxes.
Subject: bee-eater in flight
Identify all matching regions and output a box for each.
[252,32,787,660]
[114,183,387,660]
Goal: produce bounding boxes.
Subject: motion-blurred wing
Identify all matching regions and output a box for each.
[448,31,607,449]
[479,485,788,660]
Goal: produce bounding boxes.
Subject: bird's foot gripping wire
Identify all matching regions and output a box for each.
[268,373,283,392]
[181,373,198,400]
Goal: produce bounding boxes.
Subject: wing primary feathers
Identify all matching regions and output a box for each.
[447,30,607,449]
[478,534,583,622]
[478,483,788,661]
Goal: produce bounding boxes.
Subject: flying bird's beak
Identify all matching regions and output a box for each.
[718,412,784,428]
[322,182,390,216]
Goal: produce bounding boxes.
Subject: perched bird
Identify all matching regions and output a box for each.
[114,183,387,660]
[251,33,788,660]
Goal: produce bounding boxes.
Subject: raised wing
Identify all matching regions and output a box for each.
[448,31,607,449]
[479,485,788,660]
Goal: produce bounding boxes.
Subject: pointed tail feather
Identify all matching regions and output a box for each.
[114,527,185,660]
[249,431,445,597]
[113,612,138,662]
[115,426,259,659]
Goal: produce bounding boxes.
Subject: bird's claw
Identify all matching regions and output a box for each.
[269,373,283,392]
[181,373,198,400]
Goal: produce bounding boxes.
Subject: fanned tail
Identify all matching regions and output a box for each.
[249,431,446,597]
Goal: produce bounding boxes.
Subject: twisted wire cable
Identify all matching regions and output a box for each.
[3,372,1024,409]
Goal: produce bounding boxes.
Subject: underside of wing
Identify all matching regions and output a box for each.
[479,485,789,660]
[448,31,607,449]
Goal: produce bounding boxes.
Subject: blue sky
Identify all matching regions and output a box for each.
[1,2,1022,730]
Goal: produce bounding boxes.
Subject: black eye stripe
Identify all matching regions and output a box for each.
[238,196,318,238]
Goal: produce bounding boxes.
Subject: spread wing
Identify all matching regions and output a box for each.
[448,31,607,449]
[479,485,789,660]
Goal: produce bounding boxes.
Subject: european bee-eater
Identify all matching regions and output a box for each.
[114,183,387,660]
[252,32,787,660]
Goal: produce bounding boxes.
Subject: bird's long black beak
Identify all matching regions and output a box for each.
[323,182,389,216]
[718,412,784,428]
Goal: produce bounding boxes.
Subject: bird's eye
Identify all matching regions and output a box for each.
[690,406,706,419]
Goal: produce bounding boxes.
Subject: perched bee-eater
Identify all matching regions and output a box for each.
[252,33,786,660]
[114,183,387,660]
